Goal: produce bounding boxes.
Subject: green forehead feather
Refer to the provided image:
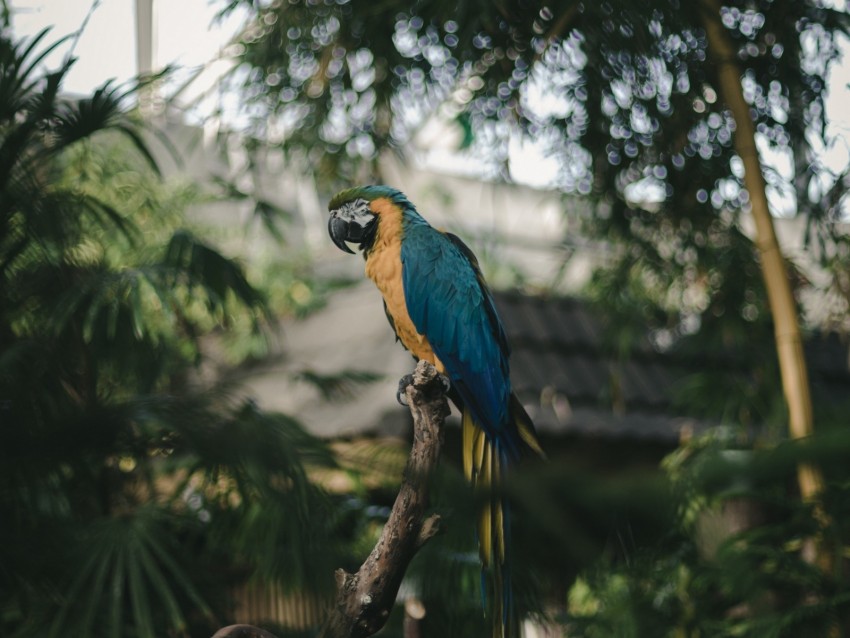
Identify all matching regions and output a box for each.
[328,185,409,210]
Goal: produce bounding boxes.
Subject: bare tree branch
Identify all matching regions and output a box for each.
[209,360,450,638]
[320,360,449,638]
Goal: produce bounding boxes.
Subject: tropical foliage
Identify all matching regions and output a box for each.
[0,28,357,638]
[564,426,850,637]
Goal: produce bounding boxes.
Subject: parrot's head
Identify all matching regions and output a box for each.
[327,185,412,254]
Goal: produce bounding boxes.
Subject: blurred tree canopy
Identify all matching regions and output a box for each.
[218,0,848,222]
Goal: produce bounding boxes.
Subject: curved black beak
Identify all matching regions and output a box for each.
[328,215,356,254]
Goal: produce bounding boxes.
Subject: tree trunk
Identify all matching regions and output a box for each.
[700,0,827,547]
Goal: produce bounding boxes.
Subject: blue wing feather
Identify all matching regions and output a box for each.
[401,221,513,445]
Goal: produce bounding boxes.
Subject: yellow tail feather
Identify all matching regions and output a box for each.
[511,394,545,458]
[462,408,475,481]
[493,449,505,565]
[462,405,528,638]
[461,395,542,637]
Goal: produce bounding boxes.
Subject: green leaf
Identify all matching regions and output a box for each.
[108,545,126,638]
[295,368,383,402]
[254,198,291,243]
[80,193,141,245]
[126,535,155,638]
[129,273,146,340]
[48,536,110,638]
[112,122,162,177]
[138,521,214,622]
[79,540,113,637]
[163,228,269,316]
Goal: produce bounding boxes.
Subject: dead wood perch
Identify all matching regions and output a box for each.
[320,360,449,638]
[210,360,449,638]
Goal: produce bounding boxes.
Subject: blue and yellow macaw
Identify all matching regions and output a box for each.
[328,185,543,637]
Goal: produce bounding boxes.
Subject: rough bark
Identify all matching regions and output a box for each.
[700,0,829,561]
[319,360,449,638]
[210,360,449,638]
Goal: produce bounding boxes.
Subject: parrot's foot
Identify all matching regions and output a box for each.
[396,374,415,406]
[397,371,451,406]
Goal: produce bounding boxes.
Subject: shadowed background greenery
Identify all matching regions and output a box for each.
[3,1,850,636]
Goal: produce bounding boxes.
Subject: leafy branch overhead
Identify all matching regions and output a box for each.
[220,0,848,224]
[211,173,293,243]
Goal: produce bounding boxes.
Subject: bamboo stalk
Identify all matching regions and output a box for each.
[700,0,829,561]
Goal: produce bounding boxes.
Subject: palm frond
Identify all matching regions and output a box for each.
[111,121,162,176]
[120,395,342,592]
[294,368,384,402]
[0,24,355,637]
[76,191,142,245]
[163,229,269,318]
[16,31,73,95]
[53,81,161,174]
[0,28,69,121]
[212,174,293,242]
[49,510,215,638]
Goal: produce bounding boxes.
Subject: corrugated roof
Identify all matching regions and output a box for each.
[237,283,849,446]
[492,291,850,444]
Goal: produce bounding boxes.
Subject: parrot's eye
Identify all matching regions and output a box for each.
[343,198,370,217]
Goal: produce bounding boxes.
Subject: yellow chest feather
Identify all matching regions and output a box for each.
[364,199,443,372]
